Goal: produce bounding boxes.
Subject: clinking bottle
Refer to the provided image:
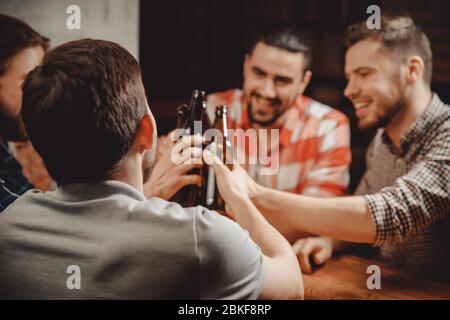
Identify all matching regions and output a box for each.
[172,89,211,207]
[204,105,233,211]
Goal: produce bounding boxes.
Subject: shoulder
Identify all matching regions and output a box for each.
[137,198,248,238]
[194,209,264,299]
[298,97,350,139]
[301,96,349,126]
[207,89,244,123]
[412,98,450,161]
[1,189,42,215]
[431,101,450,137]
[0,189,46,235]
[426,112,450,161]
[207,89,242,105]
[137,200,261,264]
[207,88,243,114]
[193,206,261,261]
[193,206,251,242]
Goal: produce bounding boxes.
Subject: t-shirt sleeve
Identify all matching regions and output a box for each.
[194,206,265,300]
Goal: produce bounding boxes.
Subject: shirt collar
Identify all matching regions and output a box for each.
[50,180,146,202]
[380,93,445,156]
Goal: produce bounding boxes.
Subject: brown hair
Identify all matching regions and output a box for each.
[0,14,49,77]
[247,24,313,72]
[21,39,148,185]
[346,15,433,85]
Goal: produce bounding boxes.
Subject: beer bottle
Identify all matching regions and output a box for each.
[187,90,211,133]
[176,104,191,133]
[170,103,191,205]
[205,105,233,210]
[176,89,211,207]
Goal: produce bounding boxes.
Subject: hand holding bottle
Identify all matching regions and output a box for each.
[144,134,203,200]
[203,148,254,219]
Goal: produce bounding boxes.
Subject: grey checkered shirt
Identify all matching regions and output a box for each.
[355,93,450,275]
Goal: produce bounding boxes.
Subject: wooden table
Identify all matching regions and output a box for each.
[302,255,450,299]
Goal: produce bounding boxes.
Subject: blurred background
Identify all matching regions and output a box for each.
[1,0,449,191]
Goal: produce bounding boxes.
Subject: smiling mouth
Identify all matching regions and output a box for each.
[250,103,270,116]
[353,101,371,110]
[352,100,371,119]
[251,92,280,105]
[255,110,271,118]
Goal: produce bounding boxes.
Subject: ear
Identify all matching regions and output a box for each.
[405,55,425,83]
[298,70,312,94]
[135,113,155,152]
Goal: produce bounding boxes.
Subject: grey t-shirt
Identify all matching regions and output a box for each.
[0,181,265,299]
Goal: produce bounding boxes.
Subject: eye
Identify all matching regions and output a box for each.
[252,68,265,77]
[358,70,372,78]
[276,78,292,85]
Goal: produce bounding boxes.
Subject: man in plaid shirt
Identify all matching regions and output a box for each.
[207,27,351,203]
[206,27,351,242]
[155,27,351,207]
[211,16,450,277]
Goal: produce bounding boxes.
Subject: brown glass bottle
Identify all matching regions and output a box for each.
[170,104,191,205]
[176,104,191,132]
[175,89,211,207]
[204,105,233,210]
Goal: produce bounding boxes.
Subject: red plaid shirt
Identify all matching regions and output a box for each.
[207,89,351,196]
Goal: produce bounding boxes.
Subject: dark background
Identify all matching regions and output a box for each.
[139,0,450,192]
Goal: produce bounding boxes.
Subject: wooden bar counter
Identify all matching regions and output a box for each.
[302,254,450,300]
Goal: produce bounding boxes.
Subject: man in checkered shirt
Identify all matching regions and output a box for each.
[207,26,351,240]
[213,16,449,277]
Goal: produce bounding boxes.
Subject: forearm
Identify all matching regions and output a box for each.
[230,198,295,259]
[230,198,303,300]
[252,186,376,244]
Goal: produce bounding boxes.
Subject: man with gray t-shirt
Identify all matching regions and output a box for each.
[0,39,303,299]
[0,181,264,299]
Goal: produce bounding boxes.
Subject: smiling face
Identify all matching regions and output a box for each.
[243,42,311,127]
[0,45,45,141]
[344,39,408,130]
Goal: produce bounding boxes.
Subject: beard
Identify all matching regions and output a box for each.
[376,97,405,129]
[372,72,409,130]
[369,83,407,130]
[0,98,28,142]
[142,130,158,184]
[247,92,287,127]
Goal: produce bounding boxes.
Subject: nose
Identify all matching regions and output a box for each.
[259,78,277,99]
[344,76,359,100]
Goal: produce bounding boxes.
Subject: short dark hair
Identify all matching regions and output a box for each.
[247,25,312,71]
[0,14,49,77]
[346,15,433,85]
[22,39,148,185]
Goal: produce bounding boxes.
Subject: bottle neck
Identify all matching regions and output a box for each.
[214,113,228,135]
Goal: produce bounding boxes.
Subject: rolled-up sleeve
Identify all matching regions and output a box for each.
[364,160,450,246]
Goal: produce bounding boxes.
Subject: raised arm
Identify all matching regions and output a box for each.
[255,187,376,243]
[204,150,304,300]
[247,155,450,246]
